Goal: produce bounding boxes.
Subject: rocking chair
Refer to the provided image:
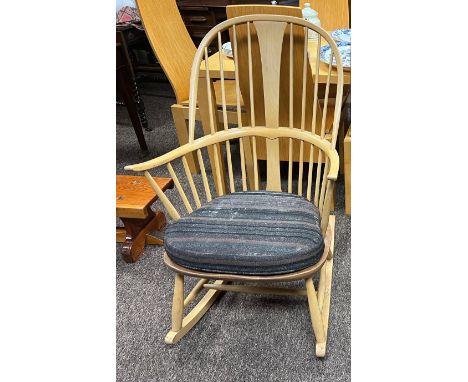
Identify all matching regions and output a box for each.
[125,14,344,357]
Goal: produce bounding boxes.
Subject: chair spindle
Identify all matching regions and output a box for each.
[167,162,193,213]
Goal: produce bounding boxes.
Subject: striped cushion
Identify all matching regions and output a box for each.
[164,191,324,275]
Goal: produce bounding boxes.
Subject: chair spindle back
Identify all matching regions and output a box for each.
[126,15,343,235]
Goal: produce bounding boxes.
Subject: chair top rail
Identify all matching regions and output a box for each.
[124,126,339,179]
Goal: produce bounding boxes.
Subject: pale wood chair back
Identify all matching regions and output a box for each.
[299,0,350,31]
[126,15,344,236]
[226,5,318,164]
[136,0,196,104]
[189,15,343,202]
[226,5,304,129]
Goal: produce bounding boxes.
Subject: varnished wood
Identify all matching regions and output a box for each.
[116,228,163,246]
[120,211,167,263]
[300,0,349,32]
[116,175,172,263]
[344,126,351,215]
[116,175,173,219]
[136,0,194,104]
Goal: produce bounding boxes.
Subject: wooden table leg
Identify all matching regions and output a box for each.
[119,209,167,263]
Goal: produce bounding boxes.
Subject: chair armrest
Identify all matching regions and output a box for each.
[125,126,340,177]
[327,148,339,181]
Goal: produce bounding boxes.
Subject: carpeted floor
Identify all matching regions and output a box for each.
[116,82,351,382]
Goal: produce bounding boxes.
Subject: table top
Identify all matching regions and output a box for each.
[200,38,351,85]
[116,175,174,219]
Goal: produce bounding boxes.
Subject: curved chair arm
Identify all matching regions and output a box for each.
[124,126,339,180]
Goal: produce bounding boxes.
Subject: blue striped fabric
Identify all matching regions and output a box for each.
[165,191,324,275]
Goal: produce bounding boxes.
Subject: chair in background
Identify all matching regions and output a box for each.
[299,0,349,30]
[126,14,344,357]
[136,0,242,173]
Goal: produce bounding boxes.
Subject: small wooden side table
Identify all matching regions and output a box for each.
[116,175,174,263]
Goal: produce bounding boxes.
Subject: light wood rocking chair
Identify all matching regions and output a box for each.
[125,14,344,357]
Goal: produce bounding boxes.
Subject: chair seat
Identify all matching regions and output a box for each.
[164,191,324,275]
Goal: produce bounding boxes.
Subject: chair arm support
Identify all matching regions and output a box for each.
[326,148,339,181]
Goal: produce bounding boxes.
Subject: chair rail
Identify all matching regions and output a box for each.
[124,126,339,180]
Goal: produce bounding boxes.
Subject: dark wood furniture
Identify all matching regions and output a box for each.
[117,28,150,152]
[116,175,174,263]
[177,0,299,48]
[119,1,299,83]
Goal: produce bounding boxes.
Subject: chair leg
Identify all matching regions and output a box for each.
[165,278,225,344]
[171,273,184,332]
[305,278,327,357]
[317,257,333,336]
[171,104,199,174]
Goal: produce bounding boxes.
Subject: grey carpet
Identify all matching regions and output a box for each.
[116,82,351,382]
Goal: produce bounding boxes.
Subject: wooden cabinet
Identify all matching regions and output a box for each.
[125,1,301,83]
[177,0,299,49]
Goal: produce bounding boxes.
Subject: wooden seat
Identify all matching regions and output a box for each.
[116,175,173,263]
[126,14,344,357]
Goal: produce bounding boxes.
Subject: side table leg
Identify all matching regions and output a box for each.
[120,210,167,263]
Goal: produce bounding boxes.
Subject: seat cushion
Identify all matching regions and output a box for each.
[164,191,324,275]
